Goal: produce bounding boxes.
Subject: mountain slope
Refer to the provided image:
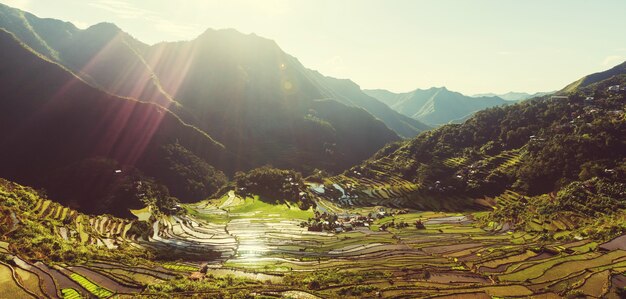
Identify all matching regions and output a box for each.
[0,29,231,216]
[561,61,626,93]
[365,87,508,126]
[138,28,399,172]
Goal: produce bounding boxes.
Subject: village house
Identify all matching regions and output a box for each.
[529,135,546,142]
[550,95,568,101]
[608,110,624,117]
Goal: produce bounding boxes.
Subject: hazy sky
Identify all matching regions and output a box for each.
[5,0,626,94]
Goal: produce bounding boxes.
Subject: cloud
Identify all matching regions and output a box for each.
[603,55,625,67]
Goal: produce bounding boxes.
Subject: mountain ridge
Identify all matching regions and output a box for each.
[0,3,410,175]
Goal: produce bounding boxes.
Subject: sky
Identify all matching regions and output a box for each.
[4,0,626,95]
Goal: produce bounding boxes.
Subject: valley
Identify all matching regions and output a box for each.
[1,2,625,298]
[2,177,626,298]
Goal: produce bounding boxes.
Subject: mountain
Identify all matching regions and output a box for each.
[0,28,231,216]
[139,28,400,172]
[0,3,409,175]
[364,87,508,126]
[472,91,554,101]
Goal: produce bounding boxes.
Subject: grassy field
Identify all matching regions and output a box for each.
[227,195,315,220]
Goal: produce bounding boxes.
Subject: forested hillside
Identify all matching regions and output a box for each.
[0,29,229,216]
[293,63,622,243]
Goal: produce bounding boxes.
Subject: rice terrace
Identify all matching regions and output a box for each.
[1,1,626,298]
[3,169,626,298]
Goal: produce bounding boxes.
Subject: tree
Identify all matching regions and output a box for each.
[234,166,314,209]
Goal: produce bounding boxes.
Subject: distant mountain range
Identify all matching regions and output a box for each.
[364,87,509,126]
[306,72,431,137]
[472,91,554,101]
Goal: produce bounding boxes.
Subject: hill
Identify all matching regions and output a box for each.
[364,87,508,126]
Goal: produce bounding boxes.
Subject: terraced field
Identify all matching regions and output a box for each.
[318,172,477,212]
[314,148,528,214]
[3,183,626,298]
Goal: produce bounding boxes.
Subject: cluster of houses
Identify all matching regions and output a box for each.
[607,85,626,92]
[576,94,624,122]
[426,180,457,193]
[454,161,494,189]
[529,135,546,142]
[302,212,368,233]
[301,208,412,233]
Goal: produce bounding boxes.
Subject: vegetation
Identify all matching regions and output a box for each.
[143,143,228,202]
[43,157,180,217]
[69,273,114,298]
[0,178,152,263]
[234,166,314,209]
[538,177,626,218]
[228,195,313,220]
[61,288,82,299]
[145,275,261,298]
